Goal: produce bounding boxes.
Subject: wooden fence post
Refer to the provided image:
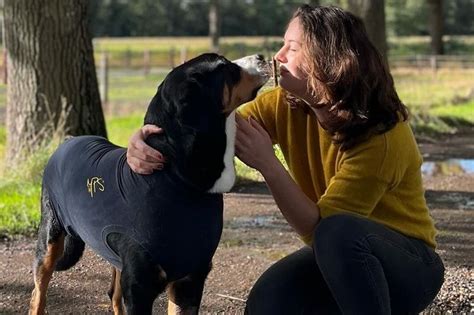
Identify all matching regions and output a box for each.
[124,48,131,68]
[144,49,150,76]
[169,47,176,69]
[430,55,438,75]
[180,46,188,65]
[415,54,422,72]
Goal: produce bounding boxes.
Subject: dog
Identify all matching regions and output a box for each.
[29,53,270,315]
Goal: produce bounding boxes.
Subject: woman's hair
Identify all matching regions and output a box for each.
[289,5,408,150]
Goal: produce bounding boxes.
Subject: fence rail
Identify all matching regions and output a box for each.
[94,49,474,70]
[96,50,474,72]
[0,49,473,85]
[389,55,474,70]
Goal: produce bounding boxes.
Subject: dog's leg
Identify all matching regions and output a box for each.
[108,266,117,303]
[29,188,66,315]
[29,233,65,315]
[107,233,167,315]
[120,255,167,314]
[108,267,125,315]
[167,262,212,315]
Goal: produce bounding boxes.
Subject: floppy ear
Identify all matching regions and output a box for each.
[143,85,181,161]
[175,77,228,190]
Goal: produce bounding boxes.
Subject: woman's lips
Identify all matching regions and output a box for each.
[279,67,289,76]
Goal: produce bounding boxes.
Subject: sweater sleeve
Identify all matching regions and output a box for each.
[236,87,282,143]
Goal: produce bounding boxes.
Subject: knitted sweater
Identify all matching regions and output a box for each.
[238,87,436,248]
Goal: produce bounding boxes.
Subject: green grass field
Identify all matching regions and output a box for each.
[91,35,474,56]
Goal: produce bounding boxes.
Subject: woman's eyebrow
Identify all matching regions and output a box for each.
[283,37,301,44]
[287,39,302,45]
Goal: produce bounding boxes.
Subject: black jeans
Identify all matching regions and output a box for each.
[245,214,445,315]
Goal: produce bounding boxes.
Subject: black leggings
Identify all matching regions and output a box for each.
[245,214,445,315]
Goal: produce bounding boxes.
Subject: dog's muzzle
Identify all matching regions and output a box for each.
[233,54,272,85]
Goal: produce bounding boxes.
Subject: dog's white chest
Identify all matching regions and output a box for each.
[208,111,236,193]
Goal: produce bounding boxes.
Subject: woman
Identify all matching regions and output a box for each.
[127,5,444,314]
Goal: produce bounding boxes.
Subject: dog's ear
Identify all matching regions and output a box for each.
[177,75,226,133]
[143,85,179,160]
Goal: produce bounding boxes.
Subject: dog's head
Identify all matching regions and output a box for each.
[144,53,270,192]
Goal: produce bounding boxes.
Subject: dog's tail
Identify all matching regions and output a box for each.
[55,235,85,271]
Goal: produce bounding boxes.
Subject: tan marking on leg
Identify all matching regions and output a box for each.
[29,234,65,315]
[167,300,198,315]
[167,276,199,315]
[111,268,124,315]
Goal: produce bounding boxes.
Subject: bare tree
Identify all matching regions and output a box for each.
[3,0,107,166]
[347,0,388,61]
[209,0,220,53]
[427,0,444,55]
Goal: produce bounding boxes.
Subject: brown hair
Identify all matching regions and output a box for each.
[289,5,408,150]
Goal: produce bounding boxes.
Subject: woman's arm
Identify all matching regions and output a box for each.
[127,125,166,174]
[235,115,320,237]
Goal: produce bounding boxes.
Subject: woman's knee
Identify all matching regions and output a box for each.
[245,247,323,314]
[247,247,314,298]
[313,214,371,257]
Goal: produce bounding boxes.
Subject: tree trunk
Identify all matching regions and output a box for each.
[347,0,388,61]
[427,0,444,55]
[4,0,107,166]
[209,0,220,53]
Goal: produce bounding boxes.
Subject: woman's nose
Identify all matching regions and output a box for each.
[274,46,287,63]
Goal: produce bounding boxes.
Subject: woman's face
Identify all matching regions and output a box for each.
[274,18,309,99]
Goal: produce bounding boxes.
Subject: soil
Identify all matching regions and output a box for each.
[1,129,473,314]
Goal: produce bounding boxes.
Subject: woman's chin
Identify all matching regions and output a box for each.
[279,79,306,98]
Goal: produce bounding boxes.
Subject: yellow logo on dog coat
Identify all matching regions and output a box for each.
[87,177,105,198]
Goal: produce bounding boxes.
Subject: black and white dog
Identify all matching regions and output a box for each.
[30,53,270,315]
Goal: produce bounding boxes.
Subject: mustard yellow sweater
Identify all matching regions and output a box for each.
[238,87,437,248]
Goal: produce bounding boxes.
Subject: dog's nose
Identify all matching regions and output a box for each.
[256,54,265,61]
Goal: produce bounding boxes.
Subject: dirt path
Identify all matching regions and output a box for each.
[1,132,473,314]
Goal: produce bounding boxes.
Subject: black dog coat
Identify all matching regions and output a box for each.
[43,136,223,281]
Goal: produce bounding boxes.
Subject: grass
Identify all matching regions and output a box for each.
[392,68,474,110]
[0,181,41,235]
[0,138,55,236]
[388,35,474,56]
[106,114,143,147]
[92,35,474,56]
[91,36,279,69]
[431,100,474,120]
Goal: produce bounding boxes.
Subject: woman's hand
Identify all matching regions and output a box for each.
[235,115,278,175]
[126,124,166,174]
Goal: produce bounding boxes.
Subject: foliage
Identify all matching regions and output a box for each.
[87,0,473,38]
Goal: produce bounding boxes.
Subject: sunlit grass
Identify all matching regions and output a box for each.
[431,100,474,123]
[0,180,41,235]
[93,36,281,53]
[392,68,474,110]
[108,71,165,103]
[91,35,474,55]
[388,35,474,55]
[106,114,143,147]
